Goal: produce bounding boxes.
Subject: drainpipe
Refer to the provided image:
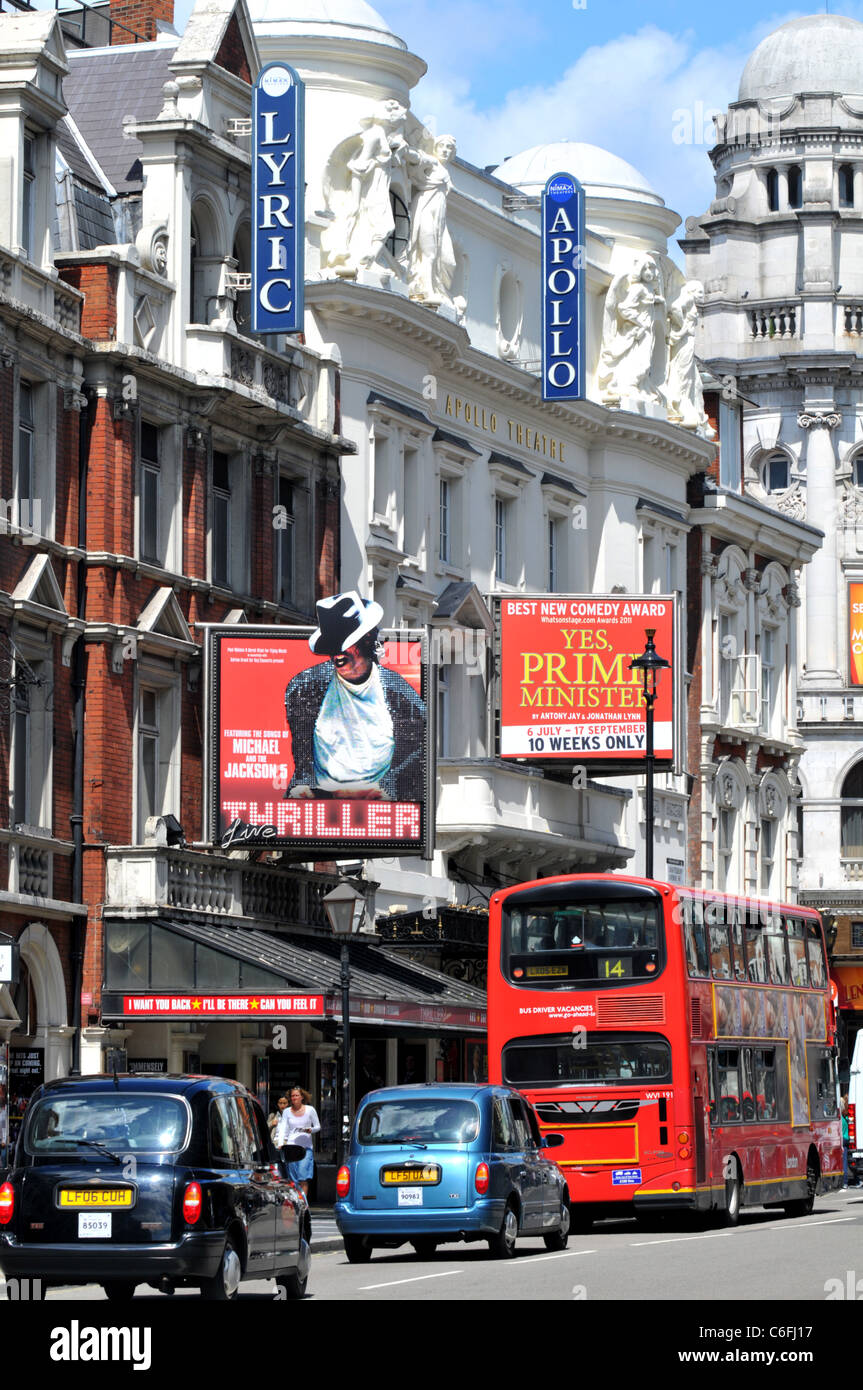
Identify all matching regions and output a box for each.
[69,387,94,1071]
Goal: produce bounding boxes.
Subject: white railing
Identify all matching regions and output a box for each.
[749,305,798,340]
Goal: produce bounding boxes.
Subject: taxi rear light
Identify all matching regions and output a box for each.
[182,1181,202,1225]
[475,1162,490,1195]
[336,1166,350,1199]
[0,1183,13,1226]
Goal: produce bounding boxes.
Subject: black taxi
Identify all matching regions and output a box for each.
[0,1074,310,1300]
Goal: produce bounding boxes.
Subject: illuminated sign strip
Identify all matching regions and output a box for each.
[121,994,324,1018]
[542,172,586,402]
[251,62,304,335]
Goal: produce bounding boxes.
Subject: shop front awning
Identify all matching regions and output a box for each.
[101,917,486,1032]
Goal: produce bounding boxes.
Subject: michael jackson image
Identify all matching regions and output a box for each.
[284,591,425,802]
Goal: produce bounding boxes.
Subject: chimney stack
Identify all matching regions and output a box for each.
[109,0,174,44]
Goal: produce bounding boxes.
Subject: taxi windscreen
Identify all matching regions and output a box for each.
[24,1094,189,1156]
[358,1100,480,1146]
[502,893,664,988]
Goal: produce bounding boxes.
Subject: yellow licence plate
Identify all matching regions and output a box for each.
[526,965,568,977]
[58,1189,134,1209]
[381,1167,440,1185]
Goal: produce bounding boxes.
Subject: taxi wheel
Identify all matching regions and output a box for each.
[543,1197,571,1251]
[202,1236,242,1299]
[410,1238,437,1259]
[102,1281,137,1302]
[344,1235,373,1264]
[488,1200,519,1259]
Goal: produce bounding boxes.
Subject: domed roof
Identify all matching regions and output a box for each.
[249,0,406,51]
[738,14,863,101]
[493,141,664,207]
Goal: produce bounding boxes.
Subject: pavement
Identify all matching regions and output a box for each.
[308,1206,344,1254]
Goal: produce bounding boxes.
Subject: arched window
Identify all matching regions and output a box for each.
[764,453,789,493]
[766,168,779,212]
[788,165,803,209]
[189,214,200,323]
[385,193,409,262]
[841,762,863,858]
[853,455,863,489]
[840,165,855,208]
[232,224,251,335]
[12,959,37,1037]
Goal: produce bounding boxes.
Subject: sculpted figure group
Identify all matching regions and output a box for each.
[598,251,713,435]
[322,101,460,313]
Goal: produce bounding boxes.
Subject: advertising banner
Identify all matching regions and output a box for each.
[850,583,863,686]
[251,61,304,335]
[121,995,325,1019]
[498,594,677,765]
[205,600,433,855]
[542,171,586,402]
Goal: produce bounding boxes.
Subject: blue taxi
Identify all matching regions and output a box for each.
[334,1083,569,1261]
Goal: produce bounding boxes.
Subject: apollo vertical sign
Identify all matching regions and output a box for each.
[252,62,304,335]
[542,172,585,402]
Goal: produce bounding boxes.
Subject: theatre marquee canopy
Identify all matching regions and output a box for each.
[102,917,485,1032]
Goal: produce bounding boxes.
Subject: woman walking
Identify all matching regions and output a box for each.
[275,1086,321,1199]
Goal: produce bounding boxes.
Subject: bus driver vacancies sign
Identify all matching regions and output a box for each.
[498,595,678,764]
[205,618,433,856]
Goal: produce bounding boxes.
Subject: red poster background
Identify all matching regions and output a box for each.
[213,632,425,847]
[499,596,675,761]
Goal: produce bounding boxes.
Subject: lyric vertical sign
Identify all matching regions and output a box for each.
[252,62,304,335]
[542,172,585,402]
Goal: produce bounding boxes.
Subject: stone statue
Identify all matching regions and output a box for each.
[406,135,457,307]
[666,280,714,434]
[322,99,409,279]
[598,253,666,410]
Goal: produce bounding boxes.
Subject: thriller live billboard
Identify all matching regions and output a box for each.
[204,627,433,856]
[497,595,680,769]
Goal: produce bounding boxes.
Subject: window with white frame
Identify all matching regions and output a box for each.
[372,428,393,524]
[17,381,34,519]
[210,449,249,593]
[437,662,449,758]
[136,676,180,839]
[139,422,161,565]
[760,818,775,895]
[276,474,295,608]
[548,516,563,592]
[10,651,50,829]
[494,497,509,585]
[718,399,742,491]
[763,453,790,494]
[402,442,422,558]
[22,133,36,260]
[665,540,678,598]
[439,477,451,564]
[718,612,734,723]
[760,627,776,733]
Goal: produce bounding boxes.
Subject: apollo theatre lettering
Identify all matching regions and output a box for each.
[252,62,304,334]
[542,172,585,402]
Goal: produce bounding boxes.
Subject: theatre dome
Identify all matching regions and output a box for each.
[494,141,665,208]
[738,14,863,101]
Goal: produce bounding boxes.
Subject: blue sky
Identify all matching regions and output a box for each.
[165,1,863,226]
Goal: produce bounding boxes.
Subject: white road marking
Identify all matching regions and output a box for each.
[359,1270,463,1291]
[524,1250,596,1262]
[770,1217,857,1230]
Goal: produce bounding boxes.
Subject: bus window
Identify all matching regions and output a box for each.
[753,1048,779,1121]
[806,923,827,988]
[682,896,709,977]
[745,910,768,983]
[806,1047,838,1120]
[717,1047,741,1122]
[707,906,732,980]
[739,1048,756,1121]
[786,917,809,987]
[765,927,789,986]
[501,1032,671,1088]
[730,906,747,983]
[707,1051,717,1126]
[502,893,664,989]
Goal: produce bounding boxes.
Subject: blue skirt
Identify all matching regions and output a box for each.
[287,1149,314,1182]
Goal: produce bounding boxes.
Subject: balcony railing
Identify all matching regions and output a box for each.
[105,845,338,927]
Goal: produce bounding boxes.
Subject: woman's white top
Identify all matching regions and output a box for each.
[275,1105,321,1151]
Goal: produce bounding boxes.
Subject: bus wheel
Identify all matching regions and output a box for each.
[721,1161,742,1227]
[783,1156,818,1218]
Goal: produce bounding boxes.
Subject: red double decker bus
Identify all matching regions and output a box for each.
[487,874,843,1226]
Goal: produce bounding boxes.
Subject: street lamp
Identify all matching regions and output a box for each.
[629,629,671,881]
[323,882,367,1164]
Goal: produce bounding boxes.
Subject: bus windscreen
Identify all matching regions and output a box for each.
[503,1032,672,1087]
[502,896,663,988]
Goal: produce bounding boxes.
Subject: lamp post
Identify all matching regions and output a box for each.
[322,882,367,1165]
[629,629,671,881]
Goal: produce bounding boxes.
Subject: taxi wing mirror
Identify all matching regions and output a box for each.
[542,1133,565,1149]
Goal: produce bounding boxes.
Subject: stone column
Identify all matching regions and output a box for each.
[855,167,863,211]
[799,408,842,686]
